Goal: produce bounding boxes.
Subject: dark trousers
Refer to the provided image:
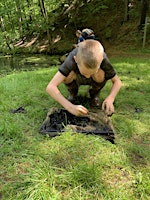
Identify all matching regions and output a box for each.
[65,73,107,98]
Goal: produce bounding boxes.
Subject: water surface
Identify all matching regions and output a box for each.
[0,54,60,76]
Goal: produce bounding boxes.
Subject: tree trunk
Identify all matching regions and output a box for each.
[139,0,149,30]
[38,0,47,17]
[15,0,23,38]
[0,17,12,50]
[38,0,51,52]
[26,0,33,22]
[124,0,129,22]
[3,1,15,32]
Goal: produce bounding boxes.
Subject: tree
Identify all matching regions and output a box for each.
[124,0,129,22]
[15,0,24,38]
[0,16,12,50]
[139,0,149,30]
[38,0,51,51]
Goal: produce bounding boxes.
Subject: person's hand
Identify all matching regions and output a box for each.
[102,97,114,116]
[68,104,88,116]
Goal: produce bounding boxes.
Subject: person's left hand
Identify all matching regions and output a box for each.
[102,97,114,116]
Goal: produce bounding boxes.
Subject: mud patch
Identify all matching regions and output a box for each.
[40,107,115,143]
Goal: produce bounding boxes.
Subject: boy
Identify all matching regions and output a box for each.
[46,40,122,117]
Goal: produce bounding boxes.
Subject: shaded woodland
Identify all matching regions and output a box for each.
[0,0,149,54]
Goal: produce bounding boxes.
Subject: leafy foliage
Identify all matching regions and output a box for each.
[0,0,149,53]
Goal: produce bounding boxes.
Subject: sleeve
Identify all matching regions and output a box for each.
[101,53,116,80]
[59,49,77,77]
[79,36,84,42]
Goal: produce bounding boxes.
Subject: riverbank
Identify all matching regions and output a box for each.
[0,55,150,199]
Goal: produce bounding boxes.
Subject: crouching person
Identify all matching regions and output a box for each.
[46,40,122,117]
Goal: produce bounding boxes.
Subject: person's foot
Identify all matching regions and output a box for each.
[91,96,100,107]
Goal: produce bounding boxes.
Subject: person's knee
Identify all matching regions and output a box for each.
[63,71,76,84]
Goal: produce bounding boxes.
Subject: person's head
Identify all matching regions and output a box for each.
[74,40,104,78]
[76,30,82,38]
[81,28,95,40]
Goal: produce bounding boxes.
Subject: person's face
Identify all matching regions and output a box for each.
[76,33,81,38]
[74,56,99,78]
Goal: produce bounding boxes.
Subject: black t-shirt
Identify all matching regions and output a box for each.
[59,48,116,80]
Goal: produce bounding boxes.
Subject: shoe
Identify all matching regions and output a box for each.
[91,96,100,107]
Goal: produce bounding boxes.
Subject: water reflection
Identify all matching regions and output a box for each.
[0,54,60,76]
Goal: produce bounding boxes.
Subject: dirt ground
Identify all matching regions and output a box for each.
[39,103,115,144]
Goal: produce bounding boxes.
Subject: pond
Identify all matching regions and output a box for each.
[0,54,60,76]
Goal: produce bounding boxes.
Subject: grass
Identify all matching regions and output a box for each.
[0,55,150,200]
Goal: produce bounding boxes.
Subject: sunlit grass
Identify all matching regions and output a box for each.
[0,56,150,200]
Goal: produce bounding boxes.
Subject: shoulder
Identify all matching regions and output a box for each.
[101,52,116,80]
[101,53,112,67]
[65,48,78,63]
[59,48,78,77]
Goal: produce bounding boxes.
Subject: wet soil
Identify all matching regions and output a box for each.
[40,106,115,144]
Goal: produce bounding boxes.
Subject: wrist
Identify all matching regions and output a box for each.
[107,95,115,103]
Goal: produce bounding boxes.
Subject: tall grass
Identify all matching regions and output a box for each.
[0,56,150,200]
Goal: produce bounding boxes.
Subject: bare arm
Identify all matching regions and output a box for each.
[46,71,88,116]
[102,74,122,115]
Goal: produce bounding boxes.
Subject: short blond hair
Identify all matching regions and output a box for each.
[77,40,104,69]
[76,30,81,35]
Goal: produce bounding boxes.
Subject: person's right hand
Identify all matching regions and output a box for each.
[68,104,88,116]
